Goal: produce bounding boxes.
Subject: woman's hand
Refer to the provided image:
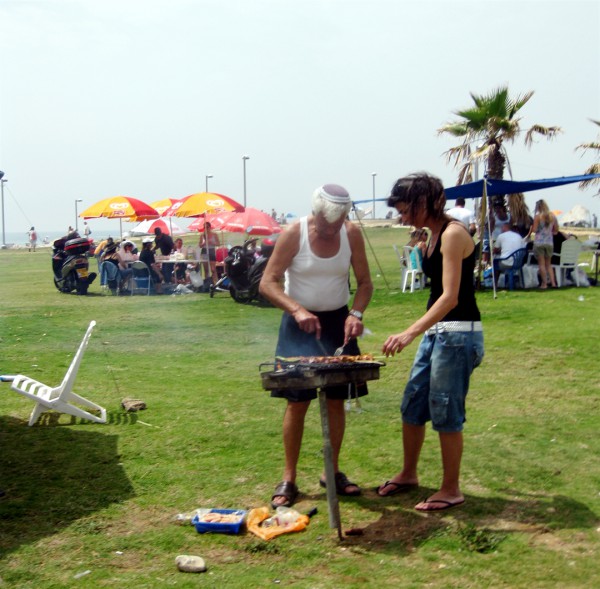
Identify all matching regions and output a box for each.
[382,330,416,357]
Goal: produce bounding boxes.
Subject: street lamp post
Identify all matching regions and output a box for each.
[75,199,82,232]
[0,171,6,247]
[205,174,213,193]
[242,155,250,208]
[371,172,377,219]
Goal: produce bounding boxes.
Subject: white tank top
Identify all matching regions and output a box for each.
[285,216,351,311]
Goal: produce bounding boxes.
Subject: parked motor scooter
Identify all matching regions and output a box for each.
[210,237,275,304]
[52,232,97,295]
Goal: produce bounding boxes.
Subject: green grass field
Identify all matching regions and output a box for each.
[1,228,599,588]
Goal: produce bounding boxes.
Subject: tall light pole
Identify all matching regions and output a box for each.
[371,172,377,219]
[205,174,213,193]
[242,155,250,208]
[75,199,82,232]
[0,171,6,247]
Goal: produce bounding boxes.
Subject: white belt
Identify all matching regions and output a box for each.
[425,321,483,336]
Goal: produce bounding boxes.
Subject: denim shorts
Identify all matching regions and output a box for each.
[401,330,484,432]
[270,307,368,402]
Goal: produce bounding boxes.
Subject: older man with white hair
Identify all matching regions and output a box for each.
[260,184,373,509]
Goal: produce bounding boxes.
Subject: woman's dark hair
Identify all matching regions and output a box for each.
[387,172,446,221]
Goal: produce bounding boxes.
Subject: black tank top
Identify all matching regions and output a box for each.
[422,221,481,321]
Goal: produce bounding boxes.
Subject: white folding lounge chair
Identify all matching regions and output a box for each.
[8,320,107,426]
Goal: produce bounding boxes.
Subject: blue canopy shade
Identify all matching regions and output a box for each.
[352,173,600,206]
[444,174,600,200]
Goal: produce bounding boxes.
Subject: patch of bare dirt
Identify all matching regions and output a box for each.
[339,508,449,551]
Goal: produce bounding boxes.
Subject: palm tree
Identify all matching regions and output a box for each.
[575,119,600,195]
[438,86,562,184]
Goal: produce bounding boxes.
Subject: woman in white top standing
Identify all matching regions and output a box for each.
[259,184,373,509]
[531,199,559,289]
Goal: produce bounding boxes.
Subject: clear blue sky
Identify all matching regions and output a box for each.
[1,0,598,236]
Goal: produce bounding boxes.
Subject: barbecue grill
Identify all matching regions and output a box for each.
[260,359,384,390]
[260,357,384,539]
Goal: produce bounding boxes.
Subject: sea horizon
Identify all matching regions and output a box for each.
[2,230,68,248]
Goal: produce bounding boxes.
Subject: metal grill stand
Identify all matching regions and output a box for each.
[260,361,383,540]
[318,390,342,540]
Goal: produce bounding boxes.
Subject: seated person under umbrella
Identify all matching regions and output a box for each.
[99,238,121,291]
[140,237,164,294]
[117,240,138,291]
[173,237,189,284]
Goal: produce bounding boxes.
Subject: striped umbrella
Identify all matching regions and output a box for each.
[79,196,159,238]
[163,192,244,218]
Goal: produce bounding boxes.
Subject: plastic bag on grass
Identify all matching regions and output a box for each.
[247,506,310,540]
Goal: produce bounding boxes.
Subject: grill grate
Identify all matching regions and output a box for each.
[259,360,384,390]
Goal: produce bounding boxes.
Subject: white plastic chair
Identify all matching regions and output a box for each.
[8,321,107,426]
[392,245,408,288]
[552,239,583,287]
[402,245,425,293]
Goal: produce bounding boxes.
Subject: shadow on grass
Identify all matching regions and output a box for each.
[0,415,135,559]
[305,487,599,553]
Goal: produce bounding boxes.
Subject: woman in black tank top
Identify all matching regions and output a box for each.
[376,172,484,512]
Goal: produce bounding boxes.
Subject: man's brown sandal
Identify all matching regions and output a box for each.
[271,481,299,508]
[319,471,361,496]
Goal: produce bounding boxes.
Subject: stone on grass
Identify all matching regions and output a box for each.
[175,555,207,573]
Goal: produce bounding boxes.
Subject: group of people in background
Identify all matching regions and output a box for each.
[270,208,289,225]
[26,222,88,252]
[92,225,223,295]
[441,193,570,289]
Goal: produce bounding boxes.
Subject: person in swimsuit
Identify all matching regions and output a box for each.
[377,172,484,512]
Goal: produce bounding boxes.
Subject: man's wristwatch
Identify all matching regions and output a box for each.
[349,309,363,320]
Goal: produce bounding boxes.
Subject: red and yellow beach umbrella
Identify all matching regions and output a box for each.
[163,192,244,218]
[216,207,282,236]
[149,198,181,216]
[79,196,159,238]
[80,196,159,221]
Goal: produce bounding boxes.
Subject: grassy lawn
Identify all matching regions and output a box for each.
[0,227,599,588]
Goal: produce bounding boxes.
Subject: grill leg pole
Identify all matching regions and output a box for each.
[318,389,343,540]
